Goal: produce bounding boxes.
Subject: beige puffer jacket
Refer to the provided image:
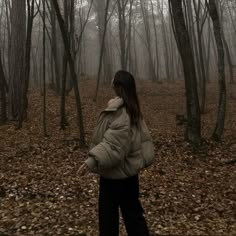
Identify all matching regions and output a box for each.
[85,97,155,179]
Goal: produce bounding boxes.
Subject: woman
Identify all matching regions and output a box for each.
[78,70,155,236]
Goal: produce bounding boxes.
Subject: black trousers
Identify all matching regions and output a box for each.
[99,175,150,236]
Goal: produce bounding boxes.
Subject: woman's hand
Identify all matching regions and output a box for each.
[77,163,90,177]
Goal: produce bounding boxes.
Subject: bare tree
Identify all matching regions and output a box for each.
[75,0,94,76]
[140,0,156,81]
[117,0,134,70]
[94,0,112,84]
[94,0,111,102]
[52,0,86,146]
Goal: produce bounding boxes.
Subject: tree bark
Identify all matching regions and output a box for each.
[0,51,7,124]
[19,0,37,128]
[52,0,86,146]
[94,0,112,84]
[218,3,235,84]
[140,0,156,81]
[169,0,201,145]
[158,0,171,81]
[60,0,69,130]
[94,0,111,101]
[206,0,227,141]
[193,0,208,113]
[42,0,47,136]
[117,0,129,70]
[8,0,26,121]
[150,0,160,81]
[50,0,61,94]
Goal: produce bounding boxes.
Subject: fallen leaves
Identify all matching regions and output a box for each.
[0,80,236,235]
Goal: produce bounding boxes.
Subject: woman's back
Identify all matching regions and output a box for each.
[86,97,154,179]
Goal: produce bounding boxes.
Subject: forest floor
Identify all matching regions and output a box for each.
[0,79,236,236]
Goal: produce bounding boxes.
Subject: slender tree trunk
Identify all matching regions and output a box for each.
[193,0,208,113]
[206,17,212,83]
[52,0,86,146]
[140,0,156,81]
[218,5,235,84]
[94,0,111,101]
[126,0,133,75]
[75,0,93,77]
[4,0,11,78]
[60,0,69,129]
[19,0,36,128]
[66,0,75,93]
[0,51,7,124]
[158,0,171,81]
[226,0,236,63]
[150,0,160,80]
[42,0,47,136]
[117,0,128,70]
[168,16,177,81]
[50,0,61,94]
[8,0,26,121]
[209,18,218,74]
[132,25,138,77]
[222,32,234,84]
[169,0,201,145]
[206,0,226,141]
[185,0,202,84]
[94,0,112,84]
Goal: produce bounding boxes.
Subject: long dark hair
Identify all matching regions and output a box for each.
[113,70,142,126]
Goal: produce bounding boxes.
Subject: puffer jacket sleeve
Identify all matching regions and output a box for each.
[140,119,155,168]
[86,109,131,171]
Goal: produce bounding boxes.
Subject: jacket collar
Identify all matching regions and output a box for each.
[105,97,124,111]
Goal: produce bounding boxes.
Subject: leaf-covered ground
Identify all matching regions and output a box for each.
[0,80,236,236]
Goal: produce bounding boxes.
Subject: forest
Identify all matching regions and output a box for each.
[0,0,236,235]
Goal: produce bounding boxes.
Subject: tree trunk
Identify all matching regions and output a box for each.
[60,0,69,130]
[205,17,212,83]
[206,0,226,141]
[52,0,86,146]
[140,0,156,81]
[8,0,26,121]
[19,0,36,128]
[150,0,160,81]
[193,0,208,113]
[218,4,235,84]
[0,51,7,124]
[42,0,47,136]
[4,0,11,78]
[66,0,75,93]
[169,0,201,145]
[94,0,111,101]
[50,0,61,94]
[158,0,171,81]
[185,0,202,85]
[117,0,128,70]
[94,0,113,84]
